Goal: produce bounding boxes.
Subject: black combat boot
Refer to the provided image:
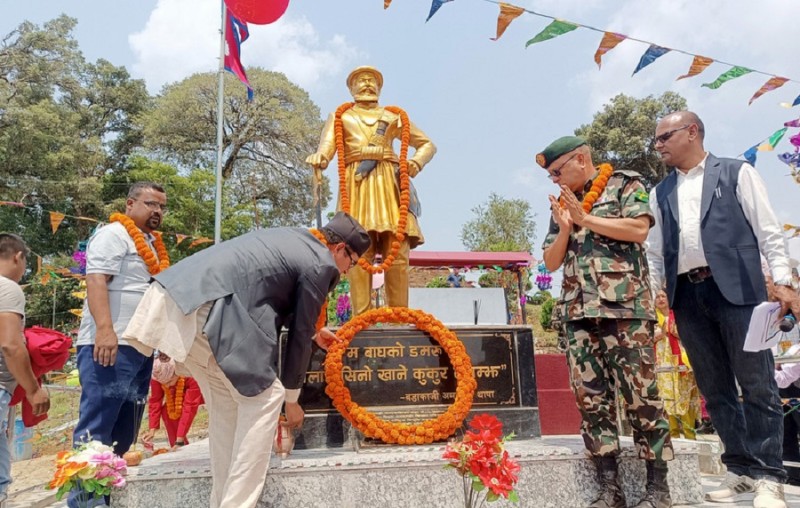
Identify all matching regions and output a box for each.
[589,456,627,508]
[632,460,672,508]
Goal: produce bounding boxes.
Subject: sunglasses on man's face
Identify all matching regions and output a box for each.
[654,124,691,145]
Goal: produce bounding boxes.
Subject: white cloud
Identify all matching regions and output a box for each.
[129,0,362,93]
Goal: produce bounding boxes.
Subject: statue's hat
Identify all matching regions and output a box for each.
[346,66,384,89]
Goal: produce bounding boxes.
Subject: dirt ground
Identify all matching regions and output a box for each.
[10,403,209,496]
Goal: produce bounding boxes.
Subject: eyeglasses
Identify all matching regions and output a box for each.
[547,153,579,181]
[134,199,168,213]
[654,124,690,145]
[344,246,359,269]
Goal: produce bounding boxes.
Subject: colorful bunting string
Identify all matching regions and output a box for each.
[0,201,214,249]
[525,20,578,47]
[593,32,626,69]
[738,119,800,168]
[676,55,714,80]
[384,0,800,107]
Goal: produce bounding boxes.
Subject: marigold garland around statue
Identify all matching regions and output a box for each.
[110,213,170,274]
[324,307,477,445]
[334,102,411,274]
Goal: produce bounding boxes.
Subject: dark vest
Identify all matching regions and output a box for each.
[655,154,766,307]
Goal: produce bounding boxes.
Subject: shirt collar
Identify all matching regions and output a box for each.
[677,152,709,178]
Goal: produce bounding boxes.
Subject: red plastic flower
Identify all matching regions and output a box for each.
[443,415,521,506]
[466,414,504,443]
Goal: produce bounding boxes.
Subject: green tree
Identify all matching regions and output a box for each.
[0,16,149,255]
[539,297,555,331]
[460,193,536,252]
[575,92,688,188]
[141,69,329,228]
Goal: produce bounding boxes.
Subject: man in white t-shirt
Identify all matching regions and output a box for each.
[72,182,167,473]
[0,234,49,505]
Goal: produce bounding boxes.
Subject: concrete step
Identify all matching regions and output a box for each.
[7,485,58,508]
[113,436,702,508]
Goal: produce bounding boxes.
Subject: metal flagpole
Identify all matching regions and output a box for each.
[213,2,227,244]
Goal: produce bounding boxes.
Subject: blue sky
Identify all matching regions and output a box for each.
[4,0,800,290]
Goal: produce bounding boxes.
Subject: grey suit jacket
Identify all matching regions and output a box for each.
[154,228,340,396]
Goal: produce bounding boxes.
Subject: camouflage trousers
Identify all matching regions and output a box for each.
[565,318,673,461]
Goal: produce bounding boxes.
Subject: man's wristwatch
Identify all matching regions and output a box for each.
[773,278,795,288]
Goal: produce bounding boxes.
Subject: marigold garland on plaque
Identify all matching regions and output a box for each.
[324,307,476,445]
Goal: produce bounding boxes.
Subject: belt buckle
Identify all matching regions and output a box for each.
[687,267,710,284]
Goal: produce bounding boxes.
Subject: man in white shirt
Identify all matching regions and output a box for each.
[647,111,800,508]
[70,182,167,508]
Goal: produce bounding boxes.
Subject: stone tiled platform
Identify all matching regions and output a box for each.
[113,436,702,508]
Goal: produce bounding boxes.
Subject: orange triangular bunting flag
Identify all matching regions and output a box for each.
[594,32,626,68]
[175,234,189,245]
[384,0,392,8]
[491,3,525,41]
[189,237,214,248]
[676,55,714,80]
[749,76,789,105]
[49,211,65,234]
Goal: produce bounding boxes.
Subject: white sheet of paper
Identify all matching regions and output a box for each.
[743,302,785,352]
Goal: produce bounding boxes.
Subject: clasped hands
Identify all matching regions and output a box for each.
[548,185,587,230]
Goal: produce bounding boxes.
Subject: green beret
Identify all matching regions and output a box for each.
[536,136,587,168]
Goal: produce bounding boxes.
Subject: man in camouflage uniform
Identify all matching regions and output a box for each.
[539,136,673,508]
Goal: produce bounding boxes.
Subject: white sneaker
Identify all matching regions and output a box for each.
[753,479,787,508]
[705,472,755,502]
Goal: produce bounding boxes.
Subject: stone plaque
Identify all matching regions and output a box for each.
[297,327,519,412]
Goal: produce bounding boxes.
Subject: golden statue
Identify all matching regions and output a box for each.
[306,66,436,315]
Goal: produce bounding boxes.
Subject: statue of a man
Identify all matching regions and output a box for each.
[306,66,436,315]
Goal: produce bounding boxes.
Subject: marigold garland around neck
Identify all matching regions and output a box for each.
[110,213,170,274]
[164,377,186,420]
[559,163,614,213]
[324,307,477,445]
[334,102,411,274]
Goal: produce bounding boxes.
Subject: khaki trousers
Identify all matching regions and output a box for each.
[183,331,285,508]
[349,231,411,315]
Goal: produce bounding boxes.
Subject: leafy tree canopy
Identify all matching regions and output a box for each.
[575,92,688,188]
[141,69,330,227]
[461,193,536,253]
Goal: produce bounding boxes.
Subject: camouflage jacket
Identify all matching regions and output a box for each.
[542,169,655,322]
